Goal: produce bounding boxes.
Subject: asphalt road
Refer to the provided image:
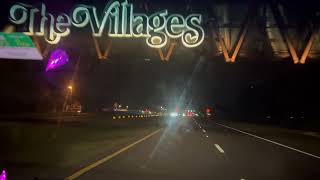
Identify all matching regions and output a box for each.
[69,117,320,180]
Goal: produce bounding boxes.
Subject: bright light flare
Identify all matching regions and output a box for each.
[0,170,6,180]
[170,112,178,117]
[46,49,69,71]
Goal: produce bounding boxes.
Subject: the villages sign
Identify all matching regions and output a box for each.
[9,0,205,48]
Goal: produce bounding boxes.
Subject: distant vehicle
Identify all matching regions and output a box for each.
[180,110,197,118]
[204,107,213,119]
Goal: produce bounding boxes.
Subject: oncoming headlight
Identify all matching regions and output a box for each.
[170,112,178,117]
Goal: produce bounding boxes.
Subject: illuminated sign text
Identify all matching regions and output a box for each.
[9,0,205,48]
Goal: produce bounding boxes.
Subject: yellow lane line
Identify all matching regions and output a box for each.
[65,128,162,180]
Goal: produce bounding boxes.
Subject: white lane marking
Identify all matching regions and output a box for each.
[202,129,206,133]
[240,178,246,180]
[205,135,209,138]
[215,123,320,160]
[214,144,225,153]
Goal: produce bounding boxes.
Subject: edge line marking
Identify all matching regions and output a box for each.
[215,123,320,160]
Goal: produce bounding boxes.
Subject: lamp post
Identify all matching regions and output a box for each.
[68,85,73,104]
[62,85,73,112]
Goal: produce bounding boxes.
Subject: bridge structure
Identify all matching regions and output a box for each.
[6,0,320,64]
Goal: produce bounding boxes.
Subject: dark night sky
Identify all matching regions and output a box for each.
[0,0,320,120]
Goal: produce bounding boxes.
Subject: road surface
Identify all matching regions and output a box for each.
[67,117,320,180]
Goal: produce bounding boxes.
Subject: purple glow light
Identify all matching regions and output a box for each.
[0,170,6,180]
[46,49,69,71]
